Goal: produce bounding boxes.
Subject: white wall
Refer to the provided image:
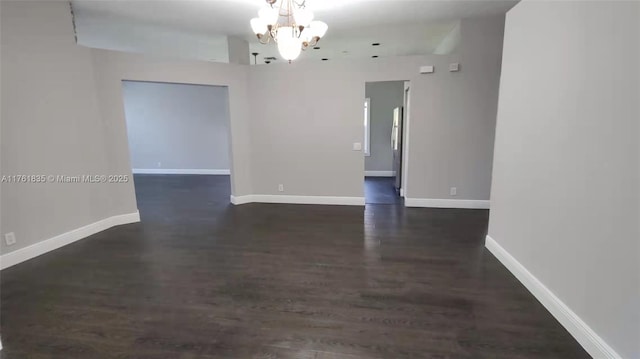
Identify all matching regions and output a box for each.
[488,1,639,358]
[434,21,461,55]
[0,1,132,254]
[75,14,231,63]
[227,36,250,65]
[249,16,504,202]
[122,81,231,172]
[365,81,405,173]
[90,49,253,207]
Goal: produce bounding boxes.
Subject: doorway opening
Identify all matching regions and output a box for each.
[363,80,409,205]
[121,80,232,218]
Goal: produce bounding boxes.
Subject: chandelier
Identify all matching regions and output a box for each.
[250,0,328,63]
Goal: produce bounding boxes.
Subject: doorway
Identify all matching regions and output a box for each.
[363,80,408,205]
[121,80,232,217]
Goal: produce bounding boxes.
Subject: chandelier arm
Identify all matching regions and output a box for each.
[258,35,271,45]
[269,25,278,42]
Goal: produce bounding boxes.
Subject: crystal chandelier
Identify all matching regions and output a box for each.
[250,0,328,63]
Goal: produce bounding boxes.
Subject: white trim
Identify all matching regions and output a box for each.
[404,198,489,209]
[230,195,253,205]
[364,170,396,177]
[132,168,230,175]
[401,82,411,198]
[231,195,365,206]
[485,235,622,359]
[0,211,140,270]
[364,97,371,156]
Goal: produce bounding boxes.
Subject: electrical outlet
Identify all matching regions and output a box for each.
[278,184,284,192]
[450,187,457,196]
[4,232,16,246]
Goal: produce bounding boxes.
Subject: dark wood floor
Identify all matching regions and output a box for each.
[0,175,589,358]
[364,176,402,205]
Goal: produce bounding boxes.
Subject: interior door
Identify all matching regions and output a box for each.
[391,106,403,193]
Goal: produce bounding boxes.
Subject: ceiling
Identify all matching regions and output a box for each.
[71,0,518,64]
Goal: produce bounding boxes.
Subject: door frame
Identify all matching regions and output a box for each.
[362,80,412,199]
[400,81,411,197]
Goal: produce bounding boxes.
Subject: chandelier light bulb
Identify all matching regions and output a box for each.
[250,18,267,35]
[276,26,296,42]
[293,8,314,27]
[258,6,279,26]
[277,38,302,61]
[276,26,302,61]
[309,21,328,38]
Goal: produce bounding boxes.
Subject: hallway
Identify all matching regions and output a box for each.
[364,176,402,205]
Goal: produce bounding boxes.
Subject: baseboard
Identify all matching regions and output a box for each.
[230,195,253,205]
[132,168,230,175]
[485,235,621,359]
[231,195,365,206]
[0,211,141,270]
[404,198,489,209]
[364,171,396,177]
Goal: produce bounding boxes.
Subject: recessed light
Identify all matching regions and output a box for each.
[313,46,320,50]
[321,58,329,61]
[372,55,378,58]
[372,43,380,46]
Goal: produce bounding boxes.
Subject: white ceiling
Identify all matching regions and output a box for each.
[71,0,518,64]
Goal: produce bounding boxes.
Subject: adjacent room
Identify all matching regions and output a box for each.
[1,1,638,358]
[121,80,232,216]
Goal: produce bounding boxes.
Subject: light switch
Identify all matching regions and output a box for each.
[353,142,362,151]
[420,65,434,74]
